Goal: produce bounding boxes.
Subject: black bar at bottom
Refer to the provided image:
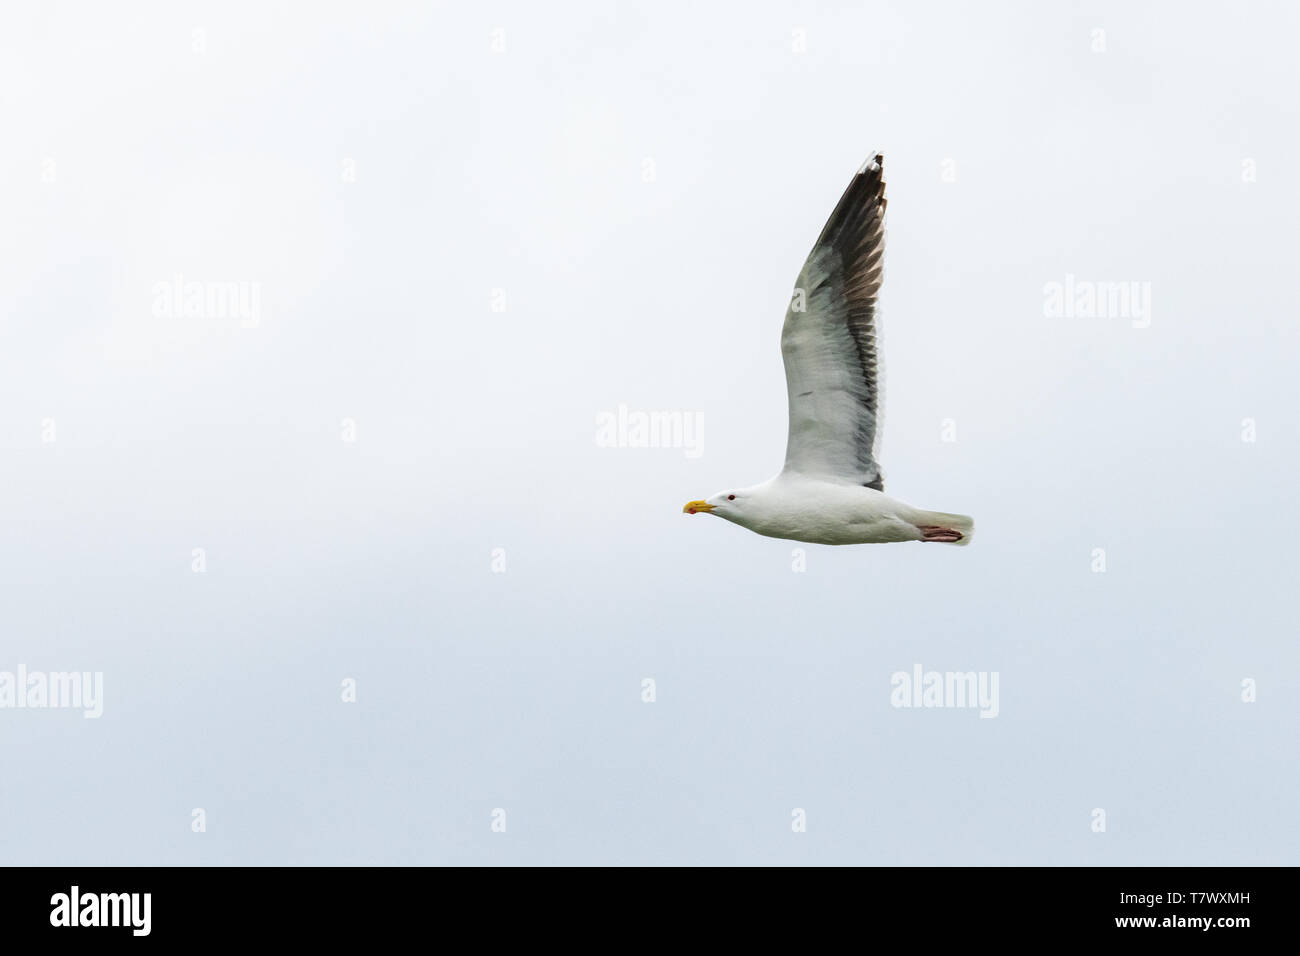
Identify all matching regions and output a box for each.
[0,865,1280,942]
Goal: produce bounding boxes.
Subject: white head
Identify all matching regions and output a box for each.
[681,489,751,524]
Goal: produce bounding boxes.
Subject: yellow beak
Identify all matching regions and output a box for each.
[682,500,714,515]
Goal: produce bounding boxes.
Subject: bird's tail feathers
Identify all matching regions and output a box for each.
[913,510,974,546]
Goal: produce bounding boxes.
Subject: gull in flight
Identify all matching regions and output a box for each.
[683,154,973,546]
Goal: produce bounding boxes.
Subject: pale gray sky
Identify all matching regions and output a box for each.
[1,0,1296,864]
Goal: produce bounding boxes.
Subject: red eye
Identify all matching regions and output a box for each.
[727,494,736,500]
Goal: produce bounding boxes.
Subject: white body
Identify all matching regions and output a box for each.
[697,476,972,546]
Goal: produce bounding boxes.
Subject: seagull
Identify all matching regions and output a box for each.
[683,154,973,546]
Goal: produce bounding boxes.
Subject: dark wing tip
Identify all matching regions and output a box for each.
[813,152,887,252]
[858,152,884,174]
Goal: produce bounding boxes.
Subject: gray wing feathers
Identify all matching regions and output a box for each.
[780,154,887,490]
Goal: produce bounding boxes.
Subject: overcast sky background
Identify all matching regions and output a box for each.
[1,1,1296,865]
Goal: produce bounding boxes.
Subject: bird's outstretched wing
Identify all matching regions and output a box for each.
[780,153,887,490]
